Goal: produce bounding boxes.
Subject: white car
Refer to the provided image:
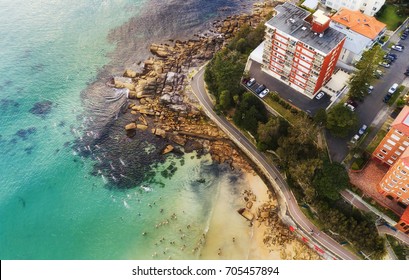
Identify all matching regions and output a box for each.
[315,91,325,100]
[344,103,355,112]
[350,134,360,144]
[391,45,404,52]
[388,83,399,94]
[259,88,269,98]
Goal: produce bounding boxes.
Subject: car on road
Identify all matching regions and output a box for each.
[391,45,404,52]
[367,85,374,94]
[246,78,256,87]
[255,84,266,94]
[346,98,358,108]
[358,124,368,135]
[379,61,390,68]
[383,94,391,103]
[344,103,355,111]
[315,91,325,100]
[259,88,269,98]
[388,83,399,94]
[373,69,383,78]
[350,134,360,144]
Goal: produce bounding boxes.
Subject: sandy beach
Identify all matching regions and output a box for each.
[199,172,319,260]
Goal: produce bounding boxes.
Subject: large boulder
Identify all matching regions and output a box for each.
[123,69,137,78]
[125,123,136,130]
[161,144,174,154]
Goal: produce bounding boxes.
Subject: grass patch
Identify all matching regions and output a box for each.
[366,128,388,154]
[386,235,409,260]
[360,195,401,222]
[264,92,302,124]
[376,5,407,30]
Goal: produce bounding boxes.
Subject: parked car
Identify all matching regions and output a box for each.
[401,34,408,40]
[315,91,325,100]
[344,103,355,111]
[373,69,383,78]
[346,99,358,108]
[358,124,368,135]
[383,94,391,103]
[367,85,374,94]
[255,84,266,94]
[391,45,404,52]
[350,134,360,144]
[379,61,390,68]
[259,88,269,98]
[388,83,399,94]
[246,78,256,87]
[405,71,409,76]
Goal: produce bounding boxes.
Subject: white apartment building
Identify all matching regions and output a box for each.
[330,8,386,64]
[322,0,385,16]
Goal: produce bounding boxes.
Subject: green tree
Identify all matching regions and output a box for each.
[312,162,349,200]
[349,45,384,101]
[233,92,268,136]
[314,108,327,126]
[256,117,288,151]
[219,90,232,111]
[326,104,358,138]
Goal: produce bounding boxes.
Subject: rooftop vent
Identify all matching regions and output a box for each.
[319,33,323,38]
[289,18,296,24]
[301,26,307,31]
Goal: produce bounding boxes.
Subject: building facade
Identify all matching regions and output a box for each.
[330,8,386,64]
[377,149,409,207]
[262,3,346,98]
[396,208,409,235]
[322,0,385,16]
[373,106,409,166]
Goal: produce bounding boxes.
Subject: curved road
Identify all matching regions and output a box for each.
[191,67,358,260]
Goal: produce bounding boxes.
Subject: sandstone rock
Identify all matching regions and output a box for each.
[124,69,137,78]
[125,123,136,130]
[246,201,253,209]
[136,124,148,130]
[162,144,174,154]
[152,128,166,138]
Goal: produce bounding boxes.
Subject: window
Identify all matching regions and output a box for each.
[381,149,388,154]
[392,155,397,160]
[396,130,403,135]
[383,144,392,151]
[388,160,394,165]
[387,139,396,146]
[391,134,401,141]
[403,141,409,146]
[399,146,405,151]
[395,151,402,156]
[401,170,407,175]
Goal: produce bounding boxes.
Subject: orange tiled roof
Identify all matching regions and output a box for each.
[391,106,409,136]
[400,207,409,224]
[331,8,386,40]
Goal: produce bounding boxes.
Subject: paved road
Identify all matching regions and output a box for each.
[191,67,358,260]
[378,225,409,246]
[326,23,409,162]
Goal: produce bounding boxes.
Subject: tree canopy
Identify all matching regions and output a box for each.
[348,45,384,101]
[233,92,268,136]
[313,162,350,200]
[326,104,358,138]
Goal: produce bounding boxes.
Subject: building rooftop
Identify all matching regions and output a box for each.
[331,8,386,40]
[391,106,409,136]
[313,10,330,25]
[266,2,346,55]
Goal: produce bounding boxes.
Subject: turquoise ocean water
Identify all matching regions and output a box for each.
[0,0,255,259]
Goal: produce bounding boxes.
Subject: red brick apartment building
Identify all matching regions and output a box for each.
[372,106,409,235]
[373,106,409,167]
[262,3,346,98]
[396,208,409,235]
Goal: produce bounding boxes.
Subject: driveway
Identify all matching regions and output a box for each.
[247,61,331,115]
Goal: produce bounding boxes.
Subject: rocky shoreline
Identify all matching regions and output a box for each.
[113,2,276,172]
